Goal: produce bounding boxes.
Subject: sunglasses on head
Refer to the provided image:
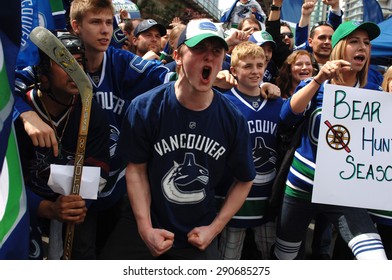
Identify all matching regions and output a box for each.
[280,32,293,39]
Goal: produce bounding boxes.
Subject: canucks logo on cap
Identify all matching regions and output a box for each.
[262,32,272,40]
[199,21,218,32]
[147,19,158,25]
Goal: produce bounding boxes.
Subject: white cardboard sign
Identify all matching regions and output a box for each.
[312,84,392,211]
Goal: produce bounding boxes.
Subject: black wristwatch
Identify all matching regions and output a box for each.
[270,4,281,11]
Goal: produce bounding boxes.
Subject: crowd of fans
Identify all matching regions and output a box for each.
[1,0,392,260]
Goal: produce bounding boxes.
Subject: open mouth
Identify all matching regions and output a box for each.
[202,66,211,80]
[99,38,109,44]
[354,54,365,62]
[299,71,310,77]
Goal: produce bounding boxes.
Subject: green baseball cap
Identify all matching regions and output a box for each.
[176,19,228,50]
[248,31,276,49]
[332,21,380,48]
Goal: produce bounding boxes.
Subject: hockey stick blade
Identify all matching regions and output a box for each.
[30,26,93,260]
[29,26,92,108]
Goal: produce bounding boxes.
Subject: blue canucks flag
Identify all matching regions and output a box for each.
[0,0,29,260]
[363,0,384,23]
[16,0,55,69]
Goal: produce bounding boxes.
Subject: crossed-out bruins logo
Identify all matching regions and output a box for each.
[324,120,351,153]
[161,153,208,204]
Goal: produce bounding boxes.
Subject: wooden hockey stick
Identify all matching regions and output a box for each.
[30,26,93,260]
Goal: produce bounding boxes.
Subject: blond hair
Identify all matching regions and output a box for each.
[70,0,114,24]
[231,41,265,67]
[382,66,392,92]
[169,24,186,49]
[330,37,369,88]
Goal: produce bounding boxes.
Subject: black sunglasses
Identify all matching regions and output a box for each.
[280,32,294,39]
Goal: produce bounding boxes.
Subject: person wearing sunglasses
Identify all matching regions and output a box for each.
[280,22,294,51]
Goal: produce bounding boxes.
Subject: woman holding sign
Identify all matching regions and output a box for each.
[272,21,388,260]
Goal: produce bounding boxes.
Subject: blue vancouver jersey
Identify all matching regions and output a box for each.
[15,89,110,208]
[15,46,170,207]
[86,47,169,193]
[118,82,256,248]
[216,88,284,228]
[281,79,392,226]
[280,79,382,201]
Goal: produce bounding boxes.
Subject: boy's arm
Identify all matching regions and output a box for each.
[260,82,281,99]
[15,67,59,156]
[18,110,58,156]
[126,162,174,256]
[187,179,252,250]
[213,70,237,90]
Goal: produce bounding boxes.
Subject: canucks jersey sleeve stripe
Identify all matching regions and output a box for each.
[293,150,316,170]
[284,150,316,195]
[286,168,314,195]
[289,165,314,185]
[368,209,392,226]
[285,183,312,201]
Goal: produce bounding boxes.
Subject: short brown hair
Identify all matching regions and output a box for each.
[238,17,261,31]
[70,0,114,24]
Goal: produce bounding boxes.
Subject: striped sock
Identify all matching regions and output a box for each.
[348,233,387,260]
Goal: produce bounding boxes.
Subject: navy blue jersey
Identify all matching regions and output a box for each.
[14,47,170,210]
[15,88,110,206]
[217,88,284,227]
[118,82,255,248]
[87,47,169,192]
[281,79,382,200]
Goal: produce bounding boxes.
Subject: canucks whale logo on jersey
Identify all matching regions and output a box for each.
[252,137,277,186]
[162,153,208,204]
